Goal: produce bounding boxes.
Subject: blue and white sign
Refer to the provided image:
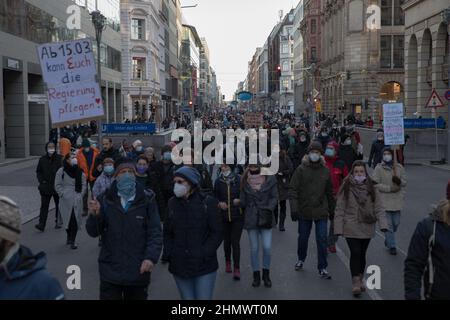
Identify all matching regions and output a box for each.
[238,91,252,101]
[102,123,156,134]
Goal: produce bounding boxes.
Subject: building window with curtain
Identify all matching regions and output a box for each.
[131,18,145,40]
[132,57,146,80]
[381,0,404,26]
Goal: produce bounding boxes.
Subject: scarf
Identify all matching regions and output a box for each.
[349,175,369,207]
[63,161,83,193]
[247,174,266,191]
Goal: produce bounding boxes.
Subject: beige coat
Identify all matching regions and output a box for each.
[334,185,388,239]
[372,163,406,212]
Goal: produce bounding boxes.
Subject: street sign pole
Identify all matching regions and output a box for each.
[434,107,439,160]
[444,8,450,163]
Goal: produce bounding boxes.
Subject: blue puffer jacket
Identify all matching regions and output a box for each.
[0,245,65,300]
[86,182,163,287]
[164,192,223,279]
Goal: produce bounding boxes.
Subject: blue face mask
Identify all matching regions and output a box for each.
[116,173,136,200]
[325,148,335,158]
[104,165,114,176]
[163,152,172,161]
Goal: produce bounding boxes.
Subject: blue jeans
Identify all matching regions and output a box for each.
[385,211,401,249]
[247,228,272,271]
[173,271,217,300]
[297,218,328,270]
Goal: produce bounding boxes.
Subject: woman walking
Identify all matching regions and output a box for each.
[54,153,87,249]
[275,147,293,232]
[240,164,278,288]
[164,166,223,300]
[214,162,244,280]
[334,161,388,297]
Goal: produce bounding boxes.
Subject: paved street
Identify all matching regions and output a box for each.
[14,162,448,300]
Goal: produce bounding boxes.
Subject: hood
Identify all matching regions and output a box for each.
[301,155,326,167]
[1,246,47,281]
[430,200,450,223]
[244,175,277,194]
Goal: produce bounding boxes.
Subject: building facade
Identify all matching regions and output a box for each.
[256,42,269,111]
[293,0,305,115]
[181,24,201,113]
[279,12,295,114]
[320,0,405,124]
[199,37,211,111]
[404,0,449,120]
[247,48,261,104]
[0,0,122,160]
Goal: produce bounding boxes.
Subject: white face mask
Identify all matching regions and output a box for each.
[47,149,55,155]
[309,153,320,163]
[383,155,393,163]
[71,158,78,166]
[344,139,352,146]
[174,183,189,198]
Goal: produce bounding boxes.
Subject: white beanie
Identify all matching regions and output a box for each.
[132,140,142,148]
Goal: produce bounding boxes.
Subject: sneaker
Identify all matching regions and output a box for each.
[319,269,332,279]
[328,245,337,254]
[225,261,232,273]
[295,260,304,271]
[389,248,397,256]
[70,243,78,250]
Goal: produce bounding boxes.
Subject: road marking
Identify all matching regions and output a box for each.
[375,231,408,257]
[335,245,384,301]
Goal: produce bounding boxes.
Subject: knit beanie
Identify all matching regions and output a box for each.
[114,161,137,177]
[308,141,324,154]
[174,166,201,187]
[82,139,91,148]
[0,196,21,243]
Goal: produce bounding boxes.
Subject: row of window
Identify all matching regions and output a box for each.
[0,0,121,72]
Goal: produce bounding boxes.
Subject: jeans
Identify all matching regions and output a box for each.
[328,219,339,246]
[274,200,287,226]
[174,271,217,300]
[297,218,328,271]
[247,228,272,271]
[100,281,148,300]
[346,238,371,277]
[385,211,401,249]
[38,193,61,227]
[223,219,244,268]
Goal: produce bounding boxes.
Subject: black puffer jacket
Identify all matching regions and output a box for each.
[368,140,386,168]
[404,200,450,300]
[36,143,63,195]
[86,182,162,286]
[164,192,223,279]
[93,147,122,178]
[214,173,243,222]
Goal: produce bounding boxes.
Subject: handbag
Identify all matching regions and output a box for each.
[257,208,273,229]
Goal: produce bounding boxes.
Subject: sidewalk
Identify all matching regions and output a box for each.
[0,156,40,168]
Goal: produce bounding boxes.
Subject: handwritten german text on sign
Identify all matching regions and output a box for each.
[383,103,405,145]
[244,113,264,128]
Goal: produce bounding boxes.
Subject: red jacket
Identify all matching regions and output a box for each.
[325,156,349,197]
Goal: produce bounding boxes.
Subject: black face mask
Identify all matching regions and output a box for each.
[249,169,261,175]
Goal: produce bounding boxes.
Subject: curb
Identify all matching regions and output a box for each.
[22,205,56,225]
[0,157,40,168]
[420,163,450,173]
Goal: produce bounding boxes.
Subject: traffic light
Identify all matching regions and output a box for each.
[189,100,193,107]
[134,101,139,115]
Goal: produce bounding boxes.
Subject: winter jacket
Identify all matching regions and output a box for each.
[372,162,406,212]
[240,175,278,230]
[76,147,100,183]
[404,201,450,300]
[0,245,64,300]
[339,144,358,170]
[325,156,349,197]
[214,173,243,222]
[92,172,114,199]
[289,156,335,221]
[93,147,122,178]
[36,151,63,196]
[164,192,223,278]
[277,156,294,201]
[334,180,387,239]
[86,182,163,286]
[54,167,87,230]
[368,140,386,168]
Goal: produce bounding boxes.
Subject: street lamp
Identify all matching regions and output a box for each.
[442,8,450,163]
[91,10,107,142]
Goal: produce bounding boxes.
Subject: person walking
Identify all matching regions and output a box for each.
[0,196,65,300]
[76,139,100,215]
[289,141,335,279]
[54,154,87,250]
[404,181,450,300]
[87,161,162,300]
[368,129,386,169]
[339,134,358,171]
[324,141,349,253]
[92,158,115,199]
[164,167,223,300]
[35,142,63,232]
[275,147,293,232]
[214,161,244,280]
[372,147,407,256]
[334,161,388,297]
[240,164,278,288]
[93,137,122,179]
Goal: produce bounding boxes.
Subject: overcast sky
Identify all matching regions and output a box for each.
[182,0,296,101]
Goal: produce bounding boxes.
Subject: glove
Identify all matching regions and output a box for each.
[291,212,299,222]
[392,176,401,186]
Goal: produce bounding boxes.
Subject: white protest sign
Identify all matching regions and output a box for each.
[37,38,104,126]
[37,39,97,85]
[383,103,405,145]
[47,81,103,125]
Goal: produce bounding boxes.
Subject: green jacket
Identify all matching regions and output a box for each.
[289,156,335,220]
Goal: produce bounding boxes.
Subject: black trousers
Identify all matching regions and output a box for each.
[100,281,148,300]
[66,210,78,244]
[83,180,95,213]
[274,200,287,225]
[223,219,244,268]
[38,193,60,227]
[346,238,371,277]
